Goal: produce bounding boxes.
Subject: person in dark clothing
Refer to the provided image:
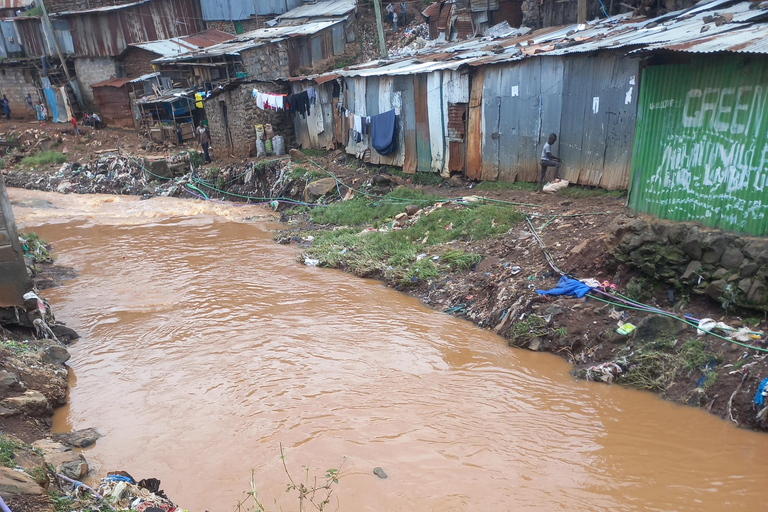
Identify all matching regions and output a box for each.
[538,133,561,193]
[197,123,212,163]
[400,3,407,26]
[2,95,10,120]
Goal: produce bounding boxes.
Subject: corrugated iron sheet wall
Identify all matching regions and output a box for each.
[201,0,255,20]
[256,0,302,16]
[560,53,639,190]
[67,0,204,57]
[476,53,637,188]
[629,56,768,236]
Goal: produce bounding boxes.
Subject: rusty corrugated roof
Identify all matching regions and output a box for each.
[436,2,453,31]
[91,77,134,88]
[422,1,442,19]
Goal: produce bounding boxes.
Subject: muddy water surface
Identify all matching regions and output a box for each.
[9,189,768,512]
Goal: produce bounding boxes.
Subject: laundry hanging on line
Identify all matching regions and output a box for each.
[251,88,287,111]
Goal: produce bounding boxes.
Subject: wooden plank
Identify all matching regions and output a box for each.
[465,69,484,180]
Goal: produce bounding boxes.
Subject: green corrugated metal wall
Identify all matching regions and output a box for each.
[629,57,768,236]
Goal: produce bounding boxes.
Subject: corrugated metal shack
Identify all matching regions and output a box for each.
[154,0,356,84]
[291,0,768,194]
[52,0,206,57]
[91,76,149,127]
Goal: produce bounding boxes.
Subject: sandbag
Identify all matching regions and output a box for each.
[256,139,266,158]
[265,138,273,155]
[273,135,285,156]
[542,179,569,194]
[264,123,275,140]
[254,124,265,141]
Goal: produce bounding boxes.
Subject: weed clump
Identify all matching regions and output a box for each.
[301,190,522,286]
[21,151,67,168]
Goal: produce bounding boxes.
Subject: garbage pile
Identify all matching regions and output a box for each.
[388,24,430,57]
[57,472,186,512]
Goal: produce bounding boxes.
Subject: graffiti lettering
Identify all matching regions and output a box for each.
[682,86,765,136]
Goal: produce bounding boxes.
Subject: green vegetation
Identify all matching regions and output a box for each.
[474,181,537,192]
[301,190,522,286]
[617,338,721,393]
[331,54,358,70]
[188,150,205,167]
[558,185,627,199]
[21,151,67,168]
[23,5,42,16]
[20,231,53,263]
[510,315,549,344]
[0,434,21,468]
[286,165,325,182]
[300,148,326,158]
[386,167,445,186]
[0,339,34,355]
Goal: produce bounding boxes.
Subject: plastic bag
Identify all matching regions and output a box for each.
[273,135,285,156]
[256,139,266,158]
[265,138,273,155]
[264,123,275,140]
[254,124,265,141]
[542,179,569,194]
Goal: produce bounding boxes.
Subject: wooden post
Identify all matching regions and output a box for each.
[578,0,587,24]
[373,0,387,58]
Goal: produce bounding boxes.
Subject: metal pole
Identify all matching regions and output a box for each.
[372,0,387,58]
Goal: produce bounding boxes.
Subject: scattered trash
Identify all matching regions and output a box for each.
[542,179,569,194]
[616,323,636,335]
[303,257,320,266]
[510,265,521,275]
[536,276,591,298]
[416,253,426,261]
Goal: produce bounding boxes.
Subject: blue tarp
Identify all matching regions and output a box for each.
[536,276,592,298]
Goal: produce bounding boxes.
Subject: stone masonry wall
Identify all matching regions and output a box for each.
[206,18,266,35]
[204,82,294,159]
[241,44,289,81]
[121,48,157,78]
[609,214,768,311]
[0,67,40,119]
[74,57,120,108]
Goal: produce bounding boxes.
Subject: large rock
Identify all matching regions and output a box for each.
[49,324,79,344]
[142,158,171,180]
[0,391,51,417]
[0,467,44,495]
[0,370,25,395]
[289,148,307,163]
[720,249,745,270]
[39,345,70,365]
[705,280,728,300]
[31,440,88,480]
[681,260,701,280]
[748,280,767,304]
[53,428,101,449]
[304,178,337,201]
[634,315,687,343]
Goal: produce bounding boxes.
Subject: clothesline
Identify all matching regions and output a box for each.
[251,87,316,118]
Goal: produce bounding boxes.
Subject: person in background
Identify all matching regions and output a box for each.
[71,115,80,136]
[197,122,212,164]
[25,93,34,112]
[1,95,10,120]
[35,101,44,125]
[40,102,47,125]
[386,3,394,25]
[538,132,561,193]
[393,10,398,31]
[400,3,407,27]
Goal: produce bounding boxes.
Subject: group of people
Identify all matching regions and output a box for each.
[385,3,407,31]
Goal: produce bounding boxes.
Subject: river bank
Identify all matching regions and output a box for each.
[6,186,768,512]
[5,145,768,432]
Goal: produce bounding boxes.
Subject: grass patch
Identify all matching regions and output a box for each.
[302,195,523,286]
[618,338,721,393]
[0,434,21,468]
[301,148,326,157]
[386,167,444,186]
[311,189,440,227]
[440,249,482,271]
[0,339,35,355]
[558,185,627,199]
[21,151,66,168]
[474,181,538,192]
[23,5,42,16]
[286,165,325,182]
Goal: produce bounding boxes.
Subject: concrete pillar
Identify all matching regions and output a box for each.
[0,175,29,306]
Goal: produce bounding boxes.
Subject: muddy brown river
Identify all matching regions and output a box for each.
[8,189,768,511]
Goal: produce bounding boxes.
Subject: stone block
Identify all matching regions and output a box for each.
[705,280,727,300]
[720,249,745,270]
[740,261,759,277]
[681,260,701,279]
[682,238,702,260]
[747,280,767,304]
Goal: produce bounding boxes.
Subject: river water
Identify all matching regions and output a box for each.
[8,188,768,512]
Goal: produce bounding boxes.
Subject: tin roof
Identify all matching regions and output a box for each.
[0,0,33,8]
[54,0,152,15]
[154,18,347,63]
[91,72,161,88]
[128,29,234,57]
[278,0,355,19]
[311,0,768,80]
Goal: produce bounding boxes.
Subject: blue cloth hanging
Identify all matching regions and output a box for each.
[371,109,398,156]
[536,276,592,298]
